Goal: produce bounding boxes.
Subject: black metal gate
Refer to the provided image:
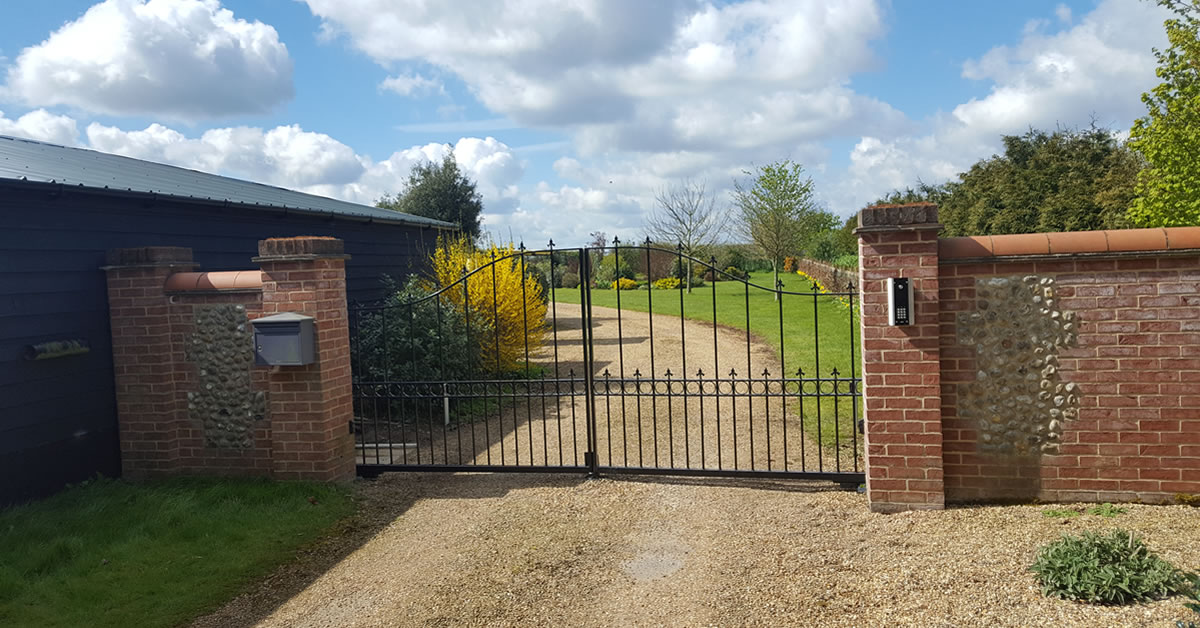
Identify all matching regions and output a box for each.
[350,242,863,485]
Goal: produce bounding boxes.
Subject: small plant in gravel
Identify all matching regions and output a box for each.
[1042,507,1082,519]
[1087,503,1127,518]
[1030,529,1191,605]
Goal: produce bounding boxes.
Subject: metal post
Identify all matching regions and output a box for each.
[581,249,600,478]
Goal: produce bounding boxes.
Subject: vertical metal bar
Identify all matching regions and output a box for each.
[763,368,772,471]
[729,369,738,470]
[778,281,788,472]
[549,241,563,466]
[350,303,362,465]
[666,369,674,467]
[409,300,421,465]
[711,257,720,470]
[464,267,483,465]
[744,276,752,470]
[382,303,396,465]
[569,368,579,466]
[644,240,658,468]
[833,368,842,473]
[698,370,706,468]
[436,295,451,464]
[604,369,613,465]
[613,238,628,468]
[798,368,807,471]
[848,282,860,473]
[520,247,534,465]
[635,369,644,467]
[678,246,689,469]
[490,252,507,466]
[581,249,599,476]
[812,283,823,473]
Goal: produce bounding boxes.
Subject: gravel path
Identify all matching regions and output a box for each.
[194,473,1200,627]
[358,304,860,475]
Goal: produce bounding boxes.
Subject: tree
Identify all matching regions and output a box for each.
[1128,0,1200,227]
[377,154,484,239]
[878,127,1141,237]
[645,179,727,292]
[732,160,835,299]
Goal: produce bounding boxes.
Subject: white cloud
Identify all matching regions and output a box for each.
[829,0,1171,216]
[379,72,444,97]
[78,121,524,213]
[3,0,292,119]
[0,109,79,146]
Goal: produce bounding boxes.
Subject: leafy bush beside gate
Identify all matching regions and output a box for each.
[352,277,487,383]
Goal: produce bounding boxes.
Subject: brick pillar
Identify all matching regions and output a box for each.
[254,237,356,482]
[857,204,945,512]
[103,246,197,477]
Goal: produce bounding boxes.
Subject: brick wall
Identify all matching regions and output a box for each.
[940,251,1200,504]
[103,237,355,482]
[858,205,1200,511]
[857,204,945,512]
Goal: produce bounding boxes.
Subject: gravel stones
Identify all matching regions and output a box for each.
[957,275,1079,455]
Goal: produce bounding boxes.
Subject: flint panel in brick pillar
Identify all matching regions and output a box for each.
[254,237,356,482]
[856,204,945,512]
[102,247,197,477]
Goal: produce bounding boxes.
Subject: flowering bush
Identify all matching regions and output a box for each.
[783,256,798,272]
[612,277,639,290]
[430,237,548,374]
[654,277,681,290]
[797,270,851,309]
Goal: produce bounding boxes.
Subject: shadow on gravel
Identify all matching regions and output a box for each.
[190,472,586,628]
[605,473,859,494]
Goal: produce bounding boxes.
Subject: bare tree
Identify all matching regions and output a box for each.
[645,179,727,292]
[732,160,827,300]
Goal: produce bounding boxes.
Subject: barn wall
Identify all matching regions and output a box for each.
[0,183,441,504]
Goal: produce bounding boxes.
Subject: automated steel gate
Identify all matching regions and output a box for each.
[350,242,864,485]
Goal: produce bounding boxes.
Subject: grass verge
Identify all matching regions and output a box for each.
[0,476,353,628]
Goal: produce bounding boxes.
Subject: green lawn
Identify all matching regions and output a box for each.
[551,271,863,447]
[0,476,354,628]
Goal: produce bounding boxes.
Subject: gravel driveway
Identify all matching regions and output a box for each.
[194,473,1200,628]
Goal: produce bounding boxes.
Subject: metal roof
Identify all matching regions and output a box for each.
[0,134,455,229]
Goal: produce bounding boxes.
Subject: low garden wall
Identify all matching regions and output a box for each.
[103,237,355,482]
[793,257,855,292]
[858,203,1200,512]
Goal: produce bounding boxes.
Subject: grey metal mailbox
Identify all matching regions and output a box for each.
[253,312,315,366]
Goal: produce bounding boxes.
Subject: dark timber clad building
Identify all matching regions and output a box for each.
[0,135,454,504]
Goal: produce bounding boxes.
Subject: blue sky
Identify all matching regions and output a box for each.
[0,0,1171,244]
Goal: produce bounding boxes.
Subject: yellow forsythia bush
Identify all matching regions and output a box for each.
[430,237,548,373]
[653,277,681,290]
[612,278,638,290]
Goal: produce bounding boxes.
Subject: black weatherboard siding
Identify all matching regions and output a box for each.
[0,182,443,505]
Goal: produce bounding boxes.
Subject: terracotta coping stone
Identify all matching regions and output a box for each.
[164,270,262,292]
[939,226,1200,259]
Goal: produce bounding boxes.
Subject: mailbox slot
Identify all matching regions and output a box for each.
[253,312,315,366]
[887,277,912,326]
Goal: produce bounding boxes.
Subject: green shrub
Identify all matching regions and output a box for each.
[724,266,746,280]
[560,271,580,289]
[594,253,636,285]
[654,277,681,290]
[1030,529,1190,604]
[832,253,859,269]
[1179,573,1200,627]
